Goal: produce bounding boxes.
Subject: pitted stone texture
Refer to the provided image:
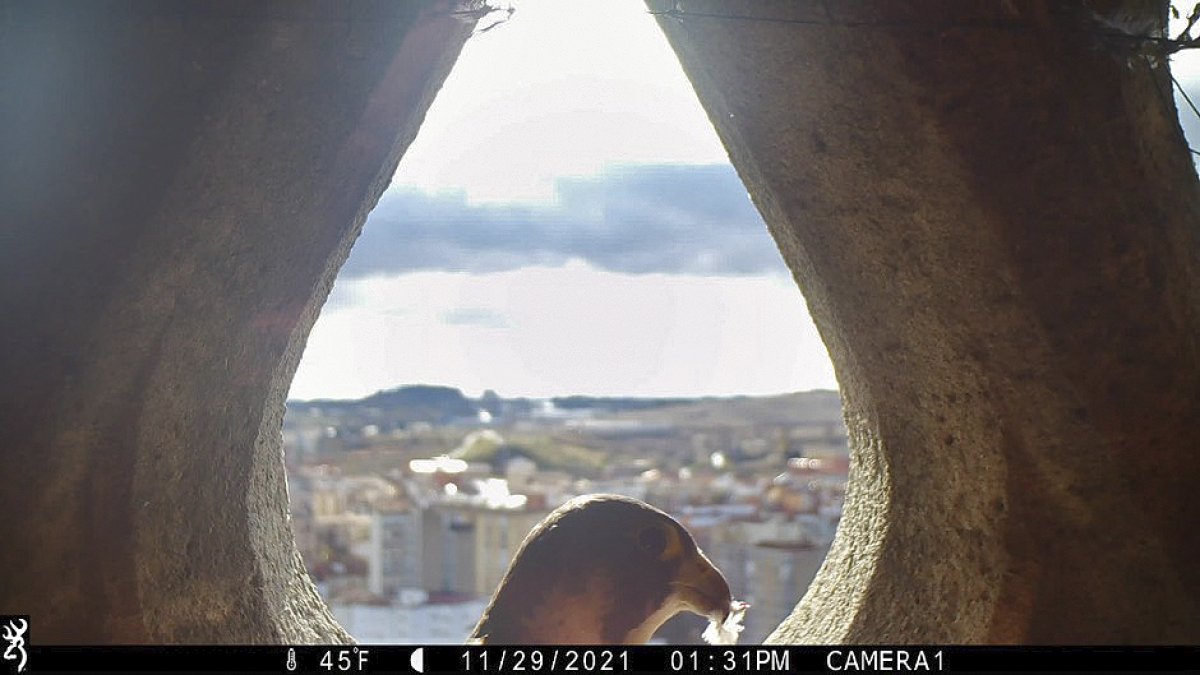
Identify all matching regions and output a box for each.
[653,0,1200,644]
[0,0,476,643]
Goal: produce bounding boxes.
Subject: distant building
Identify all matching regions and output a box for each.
[742,542,826,642]
[472,506,549,600]
[411,496,552,601]
[708,517,829,644]
[421,503,477,596]
[368,500,422,597]
[504,456,538,491]
[282,426,325,464]
[574,477,649,503]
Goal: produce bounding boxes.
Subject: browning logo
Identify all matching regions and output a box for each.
[0,617,27,674]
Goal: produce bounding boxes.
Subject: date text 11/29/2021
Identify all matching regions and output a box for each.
[461,648,790,673]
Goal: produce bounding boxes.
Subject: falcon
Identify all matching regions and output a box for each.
[469,494,745,644]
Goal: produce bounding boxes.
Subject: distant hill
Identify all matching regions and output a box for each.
[616,390,844,429]
[287,386,845,430]
[550,395,699,412]
[289,384,478,425]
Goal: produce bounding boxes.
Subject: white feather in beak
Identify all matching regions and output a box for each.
[701,600,749,645]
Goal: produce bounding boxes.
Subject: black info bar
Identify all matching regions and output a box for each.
[16,645,1200,673]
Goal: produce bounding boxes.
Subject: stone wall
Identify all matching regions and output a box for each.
[654,0,1200,643]
[0,0,477,643]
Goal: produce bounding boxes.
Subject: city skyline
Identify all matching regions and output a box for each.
[284,383,849,644]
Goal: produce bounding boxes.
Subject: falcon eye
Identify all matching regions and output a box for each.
[637,526,668,556]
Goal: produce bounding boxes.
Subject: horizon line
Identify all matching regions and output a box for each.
[286,384,841,405]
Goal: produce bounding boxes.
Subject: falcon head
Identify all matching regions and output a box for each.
[469,494,736,644]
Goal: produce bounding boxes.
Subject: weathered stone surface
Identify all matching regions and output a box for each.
[654,0,1200,643]
[0,0,476,643]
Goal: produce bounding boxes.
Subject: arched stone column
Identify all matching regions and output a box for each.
[654,0,1200,643]
[0,0,477,643]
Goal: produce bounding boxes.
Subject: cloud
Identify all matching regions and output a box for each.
[439,307,510,328]
[289,265,837,400]
[340,164,785,278]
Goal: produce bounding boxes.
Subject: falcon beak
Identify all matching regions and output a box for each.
[670,547,734,623]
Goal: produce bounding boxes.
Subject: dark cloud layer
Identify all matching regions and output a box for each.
[340,164,785,278]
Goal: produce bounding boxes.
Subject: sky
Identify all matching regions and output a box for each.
[286,2,1200,402]
[287,0,838,401]
[1171,13,1200,147]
